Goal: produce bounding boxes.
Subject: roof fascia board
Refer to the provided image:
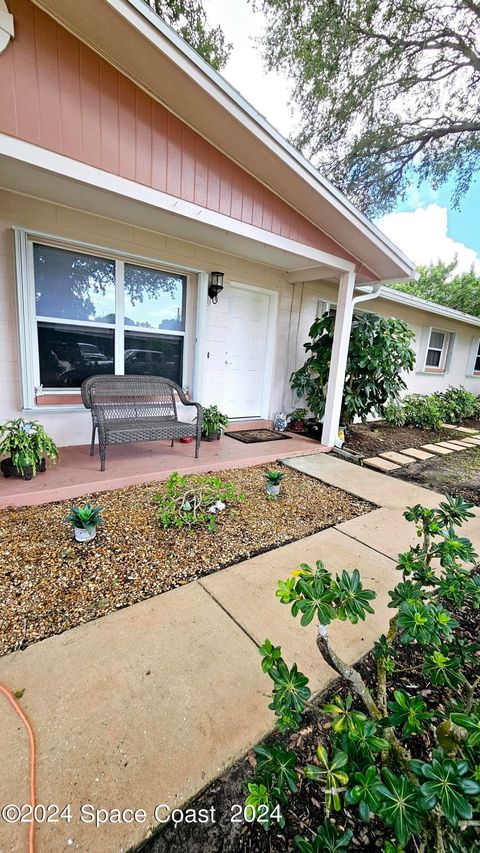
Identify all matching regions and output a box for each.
[379,285,480,328]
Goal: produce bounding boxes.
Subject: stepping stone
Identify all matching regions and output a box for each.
[458,437,480,445]
[454,426,480,434]
[451,439,478,447]
[401,447,435,461]
[421,444,453,455]
[441,423,461,430]
[466,437,480,445]
[435,442,465,451]
[439,440,471,449]
[363,456,401,472]
[380,451,415,465]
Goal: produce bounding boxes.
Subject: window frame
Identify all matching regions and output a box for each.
[424,327,451,373]
[14,228,195,408]
[473,339,480,376]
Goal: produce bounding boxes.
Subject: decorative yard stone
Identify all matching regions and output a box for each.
[400,448,434,461]
[363,456,401,471]
[453,426,480,434]
[421,444,453,455]
[434,442,465,451]
[379,451,415,465]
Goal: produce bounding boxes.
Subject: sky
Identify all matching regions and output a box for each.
[203,0,480,275]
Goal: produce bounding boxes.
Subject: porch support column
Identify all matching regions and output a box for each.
[192,271,208,402]
[321,270,356,447]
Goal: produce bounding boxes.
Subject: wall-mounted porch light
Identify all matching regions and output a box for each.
[208,271,224,304]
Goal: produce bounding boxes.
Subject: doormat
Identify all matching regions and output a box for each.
[224,429,291,444]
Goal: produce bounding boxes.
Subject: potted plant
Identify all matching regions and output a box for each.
[265,469,285,497]
[65,503,103,543]
[287,408,308,432]
[0,418,58,480]
[201,405,229,441]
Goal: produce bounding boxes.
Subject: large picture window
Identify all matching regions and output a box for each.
[31,242,186,390]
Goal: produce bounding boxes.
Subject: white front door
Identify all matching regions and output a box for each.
[223,285,271,418]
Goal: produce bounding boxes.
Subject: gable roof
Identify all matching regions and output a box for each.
[30,0,416,283]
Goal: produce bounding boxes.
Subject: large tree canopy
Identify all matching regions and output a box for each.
[254,0,480,216]
[389,260,480,317]
[146,0,231,69]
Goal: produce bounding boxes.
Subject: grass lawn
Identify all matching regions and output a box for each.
[0,463,373,657]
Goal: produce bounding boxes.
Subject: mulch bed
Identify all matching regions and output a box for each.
[0,464,373,657]
[139,571,480,853]
[391,446,480,504]
[344,421,467,457]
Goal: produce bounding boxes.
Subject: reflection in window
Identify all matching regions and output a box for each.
[124,332,183,384]
[124,264,186,331]
[34,244,116,322]
[38,323,114,388]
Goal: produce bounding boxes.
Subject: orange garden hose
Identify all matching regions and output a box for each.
[0,684,36,853]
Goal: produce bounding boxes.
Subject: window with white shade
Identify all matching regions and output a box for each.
[424,328,451,372]
[21,237,188,398]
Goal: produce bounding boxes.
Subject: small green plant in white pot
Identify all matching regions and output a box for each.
[265,470,285,498]
[66,503,103,543]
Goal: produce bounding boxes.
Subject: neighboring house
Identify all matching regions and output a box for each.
[0,0,475,454]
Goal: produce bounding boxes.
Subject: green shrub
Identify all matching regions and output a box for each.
[244,496,480,850]
[201,405,229,437]
[153,471,242,531]
[385,394,445,430]
[434,386,480,424]
[65,503,103,530]
[290,312,415,425]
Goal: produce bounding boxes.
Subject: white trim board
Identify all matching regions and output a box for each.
[0,134,355,275]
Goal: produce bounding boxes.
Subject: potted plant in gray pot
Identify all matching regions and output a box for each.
[201,405,229,441]
[265,469,285,498]
[0,418,58,480]
[66,503,103,543]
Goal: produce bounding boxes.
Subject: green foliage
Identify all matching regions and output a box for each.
[259,641,311,732]
[385,387,480,430]
[245,495,480,846]
[410,749,480,826]
[0,418,58,475]
[276,561,376,627]
[305,745,349,811]
[65,503,103,530]
[389,262,480,319]
[153,470,242,531]
[384,690,433,738]
[146,0,231,69]
[201,405,229,437]
[295,819,352,853]
[255,1,480,216]
[290,312,415,425]
[265,470,285,484]
[288,408,308,422]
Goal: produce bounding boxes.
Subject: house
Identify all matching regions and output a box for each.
[0,0,478,454]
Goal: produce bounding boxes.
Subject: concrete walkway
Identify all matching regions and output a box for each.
[1,454,480,853]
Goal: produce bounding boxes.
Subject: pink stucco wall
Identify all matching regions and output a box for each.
[0,0,360,267]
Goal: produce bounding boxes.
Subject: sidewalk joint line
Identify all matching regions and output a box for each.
[197,581,261,649]
[334,526,398,564]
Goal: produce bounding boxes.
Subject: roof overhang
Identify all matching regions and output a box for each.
[29,0,416,283]
[379,286,480,328]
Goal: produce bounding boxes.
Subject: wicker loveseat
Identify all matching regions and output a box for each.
[81,375,203,471]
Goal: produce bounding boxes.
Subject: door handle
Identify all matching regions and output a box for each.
[225,360,232,365]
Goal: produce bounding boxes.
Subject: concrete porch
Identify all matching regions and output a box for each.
[0,424,327,508]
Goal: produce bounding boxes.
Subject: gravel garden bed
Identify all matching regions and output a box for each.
[139,571,480,853]
[0,464,373,657]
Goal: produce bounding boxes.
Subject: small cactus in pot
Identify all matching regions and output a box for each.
[66,503,103,543]
[265,469,285,498]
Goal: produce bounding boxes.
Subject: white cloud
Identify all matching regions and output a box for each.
[203,0,297,137]
[377,204,480,274]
